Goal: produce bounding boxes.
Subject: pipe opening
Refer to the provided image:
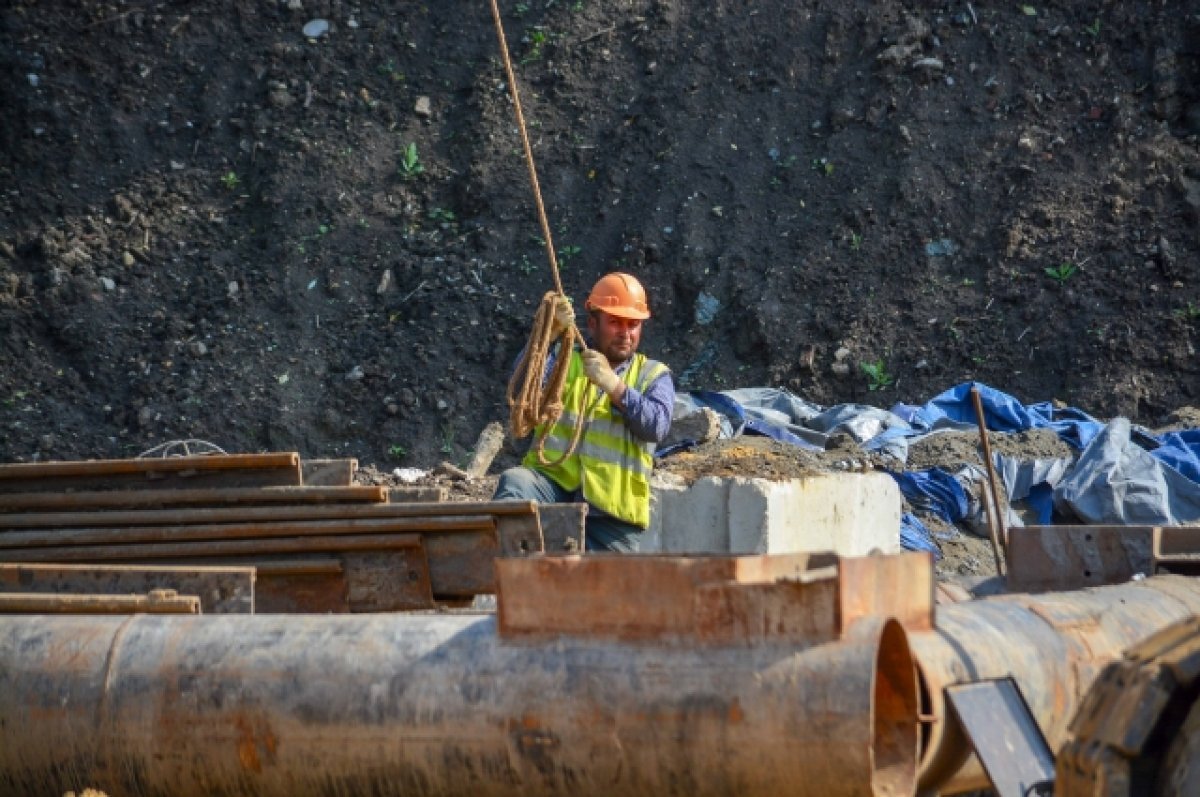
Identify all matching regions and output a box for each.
[871,618,919,797]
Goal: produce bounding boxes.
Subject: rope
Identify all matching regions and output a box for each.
[488,0,594,465]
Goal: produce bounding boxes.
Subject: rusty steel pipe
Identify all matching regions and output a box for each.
[0,613,917,797]
[0,452,300,480]
[0,590,200,614]
[910,574,1200,794]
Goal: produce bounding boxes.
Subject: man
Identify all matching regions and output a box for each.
[493,272,675,552]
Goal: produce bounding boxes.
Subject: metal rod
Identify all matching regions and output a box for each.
[0,532,427,562]
[0,500,537,530]
[0,590,200,614]
[969,385,1007,576]
[0,486,389,512]
[0,452,300,480]
[0,515,496,549]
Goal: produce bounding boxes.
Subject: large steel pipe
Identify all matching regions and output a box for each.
[911,574,1200,794]
[0,613,917,797]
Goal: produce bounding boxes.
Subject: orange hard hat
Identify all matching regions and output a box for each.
[584,272,651,320]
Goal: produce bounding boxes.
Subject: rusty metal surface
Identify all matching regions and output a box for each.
[910,575,1200,795]
[496,553,933,644]
[0,531,426,562]
[537,503,586,553]
[299,458,357,486]
[945,679,1054,797]
[0,485,389,512]
[1006,525,1155,592]
[0,562,253,614]
[495,511,543,556]
[1154,527,1200,575]
[0,589,200,614]
[1056,616,1200,796]
[0,514,495,549]
[0,611,917,797]
[0,502,523,531]
[0,452,303,493]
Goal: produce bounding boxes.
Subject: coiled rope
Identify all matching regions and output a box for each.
[488,0,594,466]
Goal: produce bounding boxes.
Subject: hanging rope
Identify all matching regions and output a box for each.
[488,0,594,466]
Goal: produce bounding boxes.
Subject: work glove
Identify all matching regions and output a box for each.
[550,294,575,335]
[582,349,623,396]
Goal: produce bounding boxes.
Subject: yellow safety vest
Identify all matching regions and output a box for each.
[524,351,669,528]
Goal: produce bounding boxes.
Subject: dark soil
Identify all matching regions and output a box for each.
[2,1,1199,495]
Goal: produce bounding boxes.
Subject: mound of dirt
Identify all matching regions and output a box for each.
[1,1,1198,478]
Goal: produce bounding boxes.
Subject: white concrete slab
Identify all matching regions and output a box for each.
[644,472,902,557]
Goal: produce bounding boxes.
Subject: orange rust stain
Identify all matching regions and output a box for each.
[728,698,745,724]
[235,716,262,773]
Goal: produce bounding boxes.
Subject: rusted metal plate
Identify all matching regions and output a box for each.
[694,577,840,646]
[422,531,499,598]
[1153,527,1200,575]
[301,458,357,486]
[0,452,303,493]
[495,511,543,556]
[497,553,852,642]
[343,547,434,612]
[946,679,1055,797]
[1006,525,1156,592]
[0,485,388,512]
[0,562,253,614]
[0,589,201,614]
[536,503,586,553]
[838,551,934,631]
[388,486,447,503]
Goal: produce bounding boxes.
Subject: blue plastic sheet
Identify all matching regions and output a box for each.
[911,382,1103,450]
[888,468,970,527]
[1152,429,1200,485]
[900,513,942,559]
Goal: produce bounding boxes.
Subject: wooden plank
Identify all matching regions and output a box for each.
[1006,526,1156,592]
[0,590,200,614]
[0,453,303,493]
[0,562,254,614]
[537,503,586,553]
[0,486,388,513]
[0,515,495,548]
[301,459,358,486]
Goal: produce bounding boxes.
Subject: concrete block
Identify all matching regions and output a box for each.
[645,472,902,557]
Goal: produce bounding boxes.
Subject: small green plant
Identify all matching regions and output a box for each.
[557,244,581,266]
[398,142,425,179]
[1084,18,1101,37]
[220,171,240,190]
[1020,5,1037,16]
[522,29,548,63]
[861,359,895,391]
[428,207,457,224]
[1044,261,1078,285]
[513,2,530,17]
[440,425,455,455]
[812,157,834,176]
[388,444,407,460]
[1175,302,1200,321]
[849,232,863,251]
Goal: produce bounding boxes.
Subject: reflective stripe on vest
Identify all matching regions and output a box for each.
[524,351,668,528]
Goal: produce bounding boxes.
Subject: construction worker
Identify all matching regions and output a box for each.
[494,272,675,552]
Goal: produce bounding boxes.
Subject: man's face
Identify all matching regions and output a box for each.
[588,310,643,365]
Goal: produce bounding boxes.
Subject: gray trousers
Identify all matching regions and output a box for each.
[492,466,642,553]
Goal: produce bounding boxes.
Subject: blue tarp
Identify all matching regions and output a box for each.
[663,380,1200,550]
